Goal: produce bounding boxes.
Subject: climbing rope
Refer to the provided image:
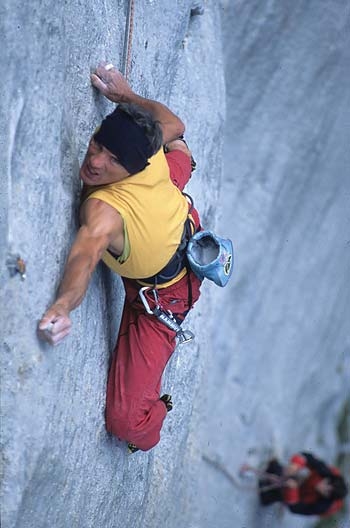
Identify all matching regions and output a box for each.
[122,0,135,80]
[202,454,257,491]
[202,455,287,492]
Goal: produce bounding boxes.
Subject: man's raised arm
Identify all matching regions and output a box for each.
[38,200,122,346]
[90,63,185,144]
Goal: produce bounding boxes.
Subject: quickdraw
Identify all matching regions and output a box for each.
[139,286,194,345]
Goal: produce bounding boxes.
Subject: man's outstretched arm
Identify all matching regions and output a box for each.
[38,200,123,345]
[90,63,185,144]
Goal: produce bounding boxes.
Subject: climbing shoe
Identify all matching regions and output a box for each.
[127,442,140,454]
[160,394,173,412]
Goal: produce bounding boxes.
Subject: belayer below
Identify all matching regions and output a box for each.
[259,452,348,518]
[38,61,233,453]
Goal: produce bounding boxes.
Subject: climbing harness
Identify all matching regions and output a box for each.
[137,188,233,337]
[136,194,197,343]
[140,213,195,286]
[139,286,194,345]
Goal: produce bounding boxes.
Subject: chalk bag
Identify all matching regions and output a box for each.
[186,230,234,287]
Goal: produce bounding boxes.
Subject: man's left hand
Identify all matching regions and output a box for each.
[90,62,133,103]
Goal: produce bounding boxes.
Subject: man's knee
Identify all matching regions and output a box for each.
[105,399,146,440]
[106,396,165,450]
[106,411,129,441]
[106,411,160,451]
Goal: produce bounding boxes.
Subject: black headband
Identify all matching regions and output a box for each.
[94,107,153,174]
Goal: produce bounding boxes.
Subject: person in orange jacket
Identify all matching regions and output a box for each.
[259,452,348,517]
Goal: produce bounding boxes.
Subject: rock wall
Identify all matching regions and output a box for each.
[1,2,224,527]
[196,1,350,528]
[1,1,349,528]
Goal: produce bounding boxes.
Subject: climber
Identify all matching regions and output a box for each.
[258,452,348,518]
[37,62,232,453]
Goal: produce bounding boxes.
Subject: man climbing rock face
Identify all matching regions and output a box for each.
[38,62,203,452]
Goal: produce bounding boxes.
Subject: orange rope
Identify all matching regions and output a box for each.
[123,0,135,80]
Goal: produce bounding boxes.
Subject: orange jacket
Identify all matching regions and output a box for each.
[283,453,344,517]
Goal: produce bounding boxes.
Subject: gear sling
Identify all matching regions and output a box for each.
[137,193,197,345]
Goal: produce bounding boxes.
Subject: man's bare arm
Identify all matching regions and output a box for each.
[90,63,185,144]
[38,200,123,345]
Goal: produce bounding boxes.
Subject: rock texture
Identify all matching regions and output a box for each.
[1,1,349,528]
[1,2,224,528]
[197,1,350,528]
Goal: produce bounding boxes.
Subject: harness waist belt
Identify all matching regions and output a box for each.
[140,217,194,286]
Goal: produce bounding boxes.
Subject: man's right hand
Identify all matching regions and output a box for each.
[38,304,72,346]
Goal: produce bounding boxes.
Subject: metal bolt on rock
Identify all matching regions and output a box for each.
[6,253,26,280]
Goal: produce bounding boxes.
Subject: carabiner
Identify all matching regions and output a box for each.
[139,286,195,345]
[177,329,195,345]
[138,286,155,314]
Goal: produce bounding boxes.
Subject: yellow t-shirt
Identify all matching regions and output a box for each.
[83,148,189,283]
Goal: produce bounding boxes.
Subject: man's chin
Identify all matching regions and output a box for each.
[80,167,96,185]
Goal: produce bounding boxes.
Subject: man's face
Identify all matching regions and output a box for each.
[80,137,130,185]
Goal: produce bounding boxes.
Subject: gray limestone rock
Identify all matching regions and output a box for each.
[1,1,349,528]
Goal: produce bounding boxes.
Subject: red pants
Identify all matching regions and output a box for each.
[105,150,202,451]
